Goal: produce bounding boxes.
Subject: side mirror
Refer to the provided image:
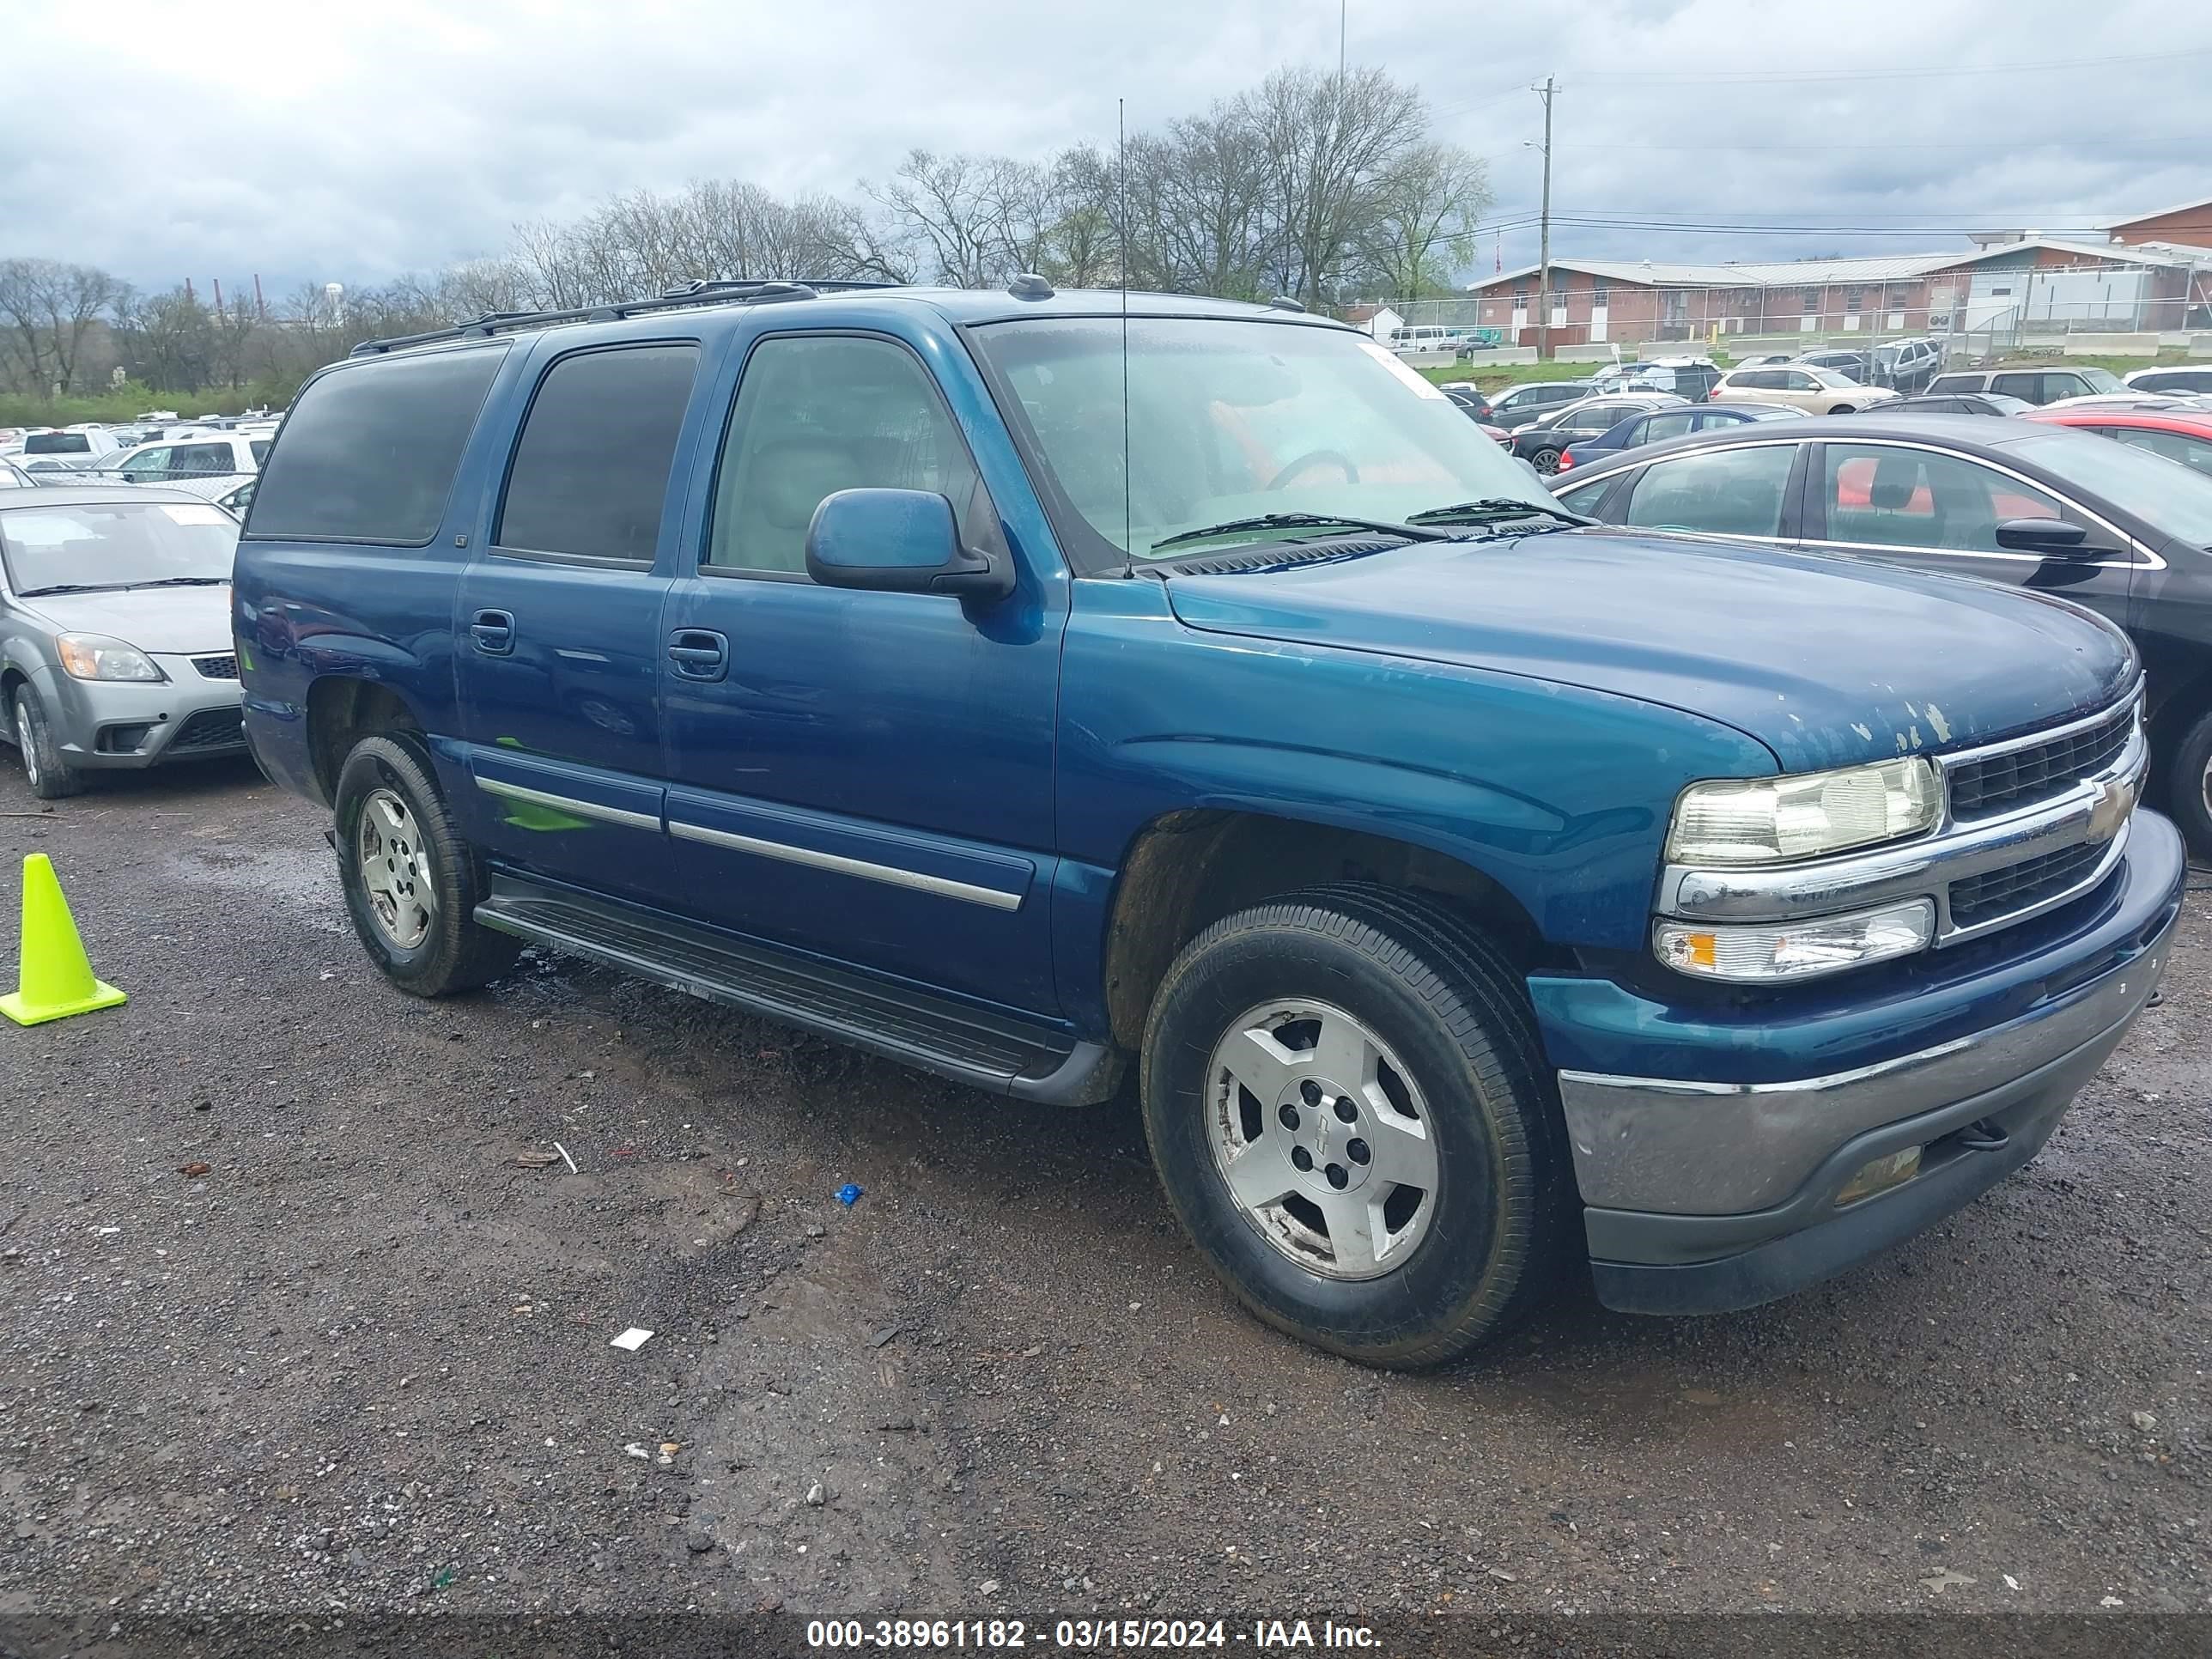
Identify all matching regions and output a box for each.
[805,488,1014,602]
[1994,518,2097,558]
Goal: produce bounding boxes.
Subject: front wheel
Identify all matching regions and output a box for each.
[1828,404,1856,415]
[332,733,520,996]
[1139,884,1574,1369]
[12,687,80,800]
[2168,706,2212,863]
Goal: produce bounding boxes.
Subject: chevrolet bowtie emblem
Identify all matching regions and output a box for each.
[2085,775,2135,844]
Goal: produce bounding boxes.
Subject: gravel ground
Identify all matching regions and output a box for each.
[1,761,2209,1646]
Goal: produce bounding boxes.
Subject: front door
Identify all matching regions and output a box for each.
[1798,438,2136,633]
[657,327,1065,1016]
[453,339,705,901]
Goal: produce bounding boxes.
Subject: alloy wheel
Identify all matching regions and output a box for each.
[356,786,436,950]
[1203,999,1439,1280]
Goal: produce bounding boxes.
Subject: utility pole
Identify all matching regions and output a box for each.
[1534,76,1555,361]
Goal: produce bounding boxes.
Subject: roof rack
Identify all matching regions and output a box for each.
[347,277,903,357]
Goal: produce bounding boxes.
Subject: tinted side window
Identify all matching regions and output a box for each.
[707,336,979,575]
[249,439,270,465]
[1552,476,1615,516]
[1927,374,1978,396]
[1643,411,1698,441]
[1822,443,2064,551]
[2044,374,2088,404]
[495,345,699,563]
[173,442,233,473]
[2113,427,2212,477]
[1623,445,1796,538]
[1990,373,2042,402]
[248,346,506,543]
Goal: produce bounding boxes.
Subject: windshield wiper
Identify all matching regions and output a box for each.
[1407,497,1592,528]
[17,583,118,597]
[1152,512,1452,552]
[121,577,226,588]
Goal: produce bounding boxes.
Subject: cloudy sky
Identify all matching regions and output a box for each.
[8,0,2211,296]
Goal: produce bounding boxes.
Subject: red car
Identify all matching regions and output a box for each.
[2021,404,2212,481]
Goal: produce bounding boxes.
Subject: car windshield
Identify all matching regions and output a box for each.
[1809,367,1860,388]
[0,501,238,595]
[971,316,1554,563]
[2008,429,2212,546]
[2075,368,2124,393]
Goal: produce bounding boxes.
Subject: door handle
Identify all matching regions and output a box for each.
[469,609,515,655]
[667,629,729,682]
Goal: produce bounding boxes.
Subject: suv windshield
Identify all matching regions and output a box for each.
[2008,429,2212,545]
[2078,368,2125,393]
[971,316,1553,564]
[0,501,238,595]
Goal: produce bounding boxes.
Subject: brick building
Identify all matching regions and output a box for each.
[2106,196,2212,251]
[1461,236,2210,348]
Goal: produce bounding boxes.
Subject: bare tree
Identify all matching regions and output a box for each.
[0,258,131,395]
[1249,67,1428,307]
[865,151,1019,288]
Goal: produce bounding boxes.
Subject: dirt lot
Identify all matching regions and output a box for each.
[2,760,2209,1646]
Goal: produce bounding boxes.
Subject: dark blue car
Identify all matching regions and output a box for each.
[229,281,2184,1368]
[1558,399,1805,472]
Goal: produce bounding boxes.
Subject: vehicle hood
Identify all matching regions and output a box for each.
[1160,530,2134,774]
[16,586,232,655]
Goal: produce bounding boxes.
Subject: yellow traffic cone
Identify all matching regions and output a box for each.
[1,854,128,1027]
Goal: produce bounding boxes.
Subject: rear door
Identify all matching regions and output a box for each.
[452,338,707,902]
[654,324,1066,1015]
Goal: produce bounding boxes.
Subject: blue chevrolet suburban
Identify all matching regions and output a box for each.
[234,279,2186,1367]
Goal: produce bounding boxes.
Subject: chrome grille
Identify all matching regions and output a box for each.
[1948,840,2108,928]
[1947,702,2134,821]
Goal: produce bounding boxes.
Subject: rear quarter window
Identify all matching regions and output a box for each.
[246,345,507,544]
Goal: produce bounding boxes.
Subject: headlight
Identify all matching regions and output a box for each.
[1655,898,1936,983]
[1666,757,1938,866]
[55,634,163,682]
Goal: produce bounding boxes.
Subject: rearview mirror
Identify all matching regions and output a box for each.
[805,488,1014,602]
[1994,518,2097,558]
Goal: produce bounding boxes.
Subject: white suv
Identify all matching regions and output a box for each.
[111,432,270,483]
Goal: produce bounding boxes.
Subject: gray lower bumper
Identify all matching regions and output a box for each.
[1562,806,2185,1314]
[1559,928,2167,1218]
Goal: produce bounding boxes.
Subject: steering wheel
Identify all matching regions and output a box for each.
[1265,448,1359,492]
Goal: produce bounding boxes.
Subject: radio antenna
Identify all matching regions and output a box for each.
[1119,95,1133,578]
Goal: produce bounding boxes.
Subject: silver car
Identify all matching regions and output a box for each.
[0,485,244,799]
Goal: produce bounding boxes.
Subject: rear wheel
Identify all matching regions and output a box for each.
[1139,884,1574,1369]
[333,733,519,995]
[11,687,80,800]
[1528,446,1564,475]
[2169,706,2212,864]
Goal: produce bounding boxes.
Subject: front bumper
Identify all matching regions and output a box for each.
[40,656,246,770]
[1552,807,2185,1316]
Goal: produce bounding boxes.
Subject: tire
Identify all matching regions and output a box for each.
[2168,706,2212,865]
[1139,884,1575,1369]
[11,686,81,800]
[1528,446,1564,475]
[332,732,520,996]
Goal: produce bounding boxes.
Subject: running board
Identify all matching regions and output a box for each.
[476,874,1119,1106]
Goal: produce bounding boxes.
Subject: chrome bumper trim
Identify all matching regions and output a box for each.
[1659,714,2146,944]
[1559,925,2172,1216]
